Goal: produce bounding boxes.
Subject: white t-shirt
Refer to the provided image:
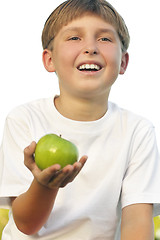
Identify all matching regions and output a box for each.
[0,97,160,240]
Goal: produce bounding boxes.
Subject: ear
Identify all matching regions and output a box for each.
[42,49,56,72]
[119,52,129,75]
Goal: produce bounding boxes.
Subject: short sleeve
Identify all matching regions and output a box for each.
[0,111,34,208]
[121,124,160,216]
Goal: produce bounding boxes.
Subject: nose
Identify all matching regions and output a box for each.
[85,50,97,55]
[83,39,99,55]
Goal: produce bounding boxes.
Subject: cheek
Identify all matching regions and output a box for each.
[104,47,122,71]
[53,48,75,80]
[58,43,78,62]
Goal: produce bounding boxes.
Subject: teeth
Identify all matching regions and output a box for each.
[79,64,101,71]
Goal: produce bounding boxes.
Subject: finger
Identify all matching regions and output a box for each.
[76,155,88,168]
[60,165,81,187]
[37,164,61,184]
[24,141,36,162]
[60,156,88,187]
[49,165,74,188]
[24,141,36,170]
[71,155,88,172]
[79,155,88,163]
[24,141,36,156]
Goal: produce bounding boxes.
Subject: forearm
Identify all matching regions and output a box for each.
[121,204,154,240]
[121,221,154,240]
[11,178,59,235]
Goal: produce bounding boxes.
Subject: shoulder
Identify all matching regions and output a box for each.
[6,97,53,122]
[109,102,154,131]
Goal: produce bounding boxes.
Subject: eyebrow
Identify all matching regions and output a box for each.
[97,28,116,35]
[61,27,117,36]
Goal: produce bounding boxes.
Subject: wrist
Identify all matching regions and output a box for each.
[33,177,59,195]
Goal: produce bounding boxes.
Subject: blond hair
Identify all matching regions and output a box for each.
[42,0,130,52]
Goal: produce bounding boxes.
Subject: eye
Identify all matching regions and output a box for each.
[99,37,111,42]
[69,36,81,41]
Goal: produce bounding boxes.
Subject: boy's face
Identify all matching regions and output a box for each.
[45,14,128,100]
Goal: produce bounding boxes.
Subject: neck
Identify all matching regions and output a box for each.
[54,94,109,121]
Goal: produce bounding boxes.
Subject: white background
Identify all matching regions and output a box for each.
[0,0,160,147]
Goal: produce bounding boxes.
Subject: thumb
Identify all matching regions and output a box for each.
[24,141,37,170]
[24,141,36,156]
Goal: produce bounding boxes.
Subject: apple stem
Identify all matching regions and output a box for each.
[60,134,62,138]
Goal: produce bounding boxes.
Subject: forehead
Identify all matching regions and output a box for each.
[57,14,118,36]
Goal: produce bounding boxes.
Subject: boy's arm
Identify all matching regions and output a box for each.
[11,142,87,235]
[121,203,154,240]
[11,179,59,235]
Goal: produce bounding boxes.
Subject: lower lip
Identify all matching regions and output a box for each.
[77,69,102,76]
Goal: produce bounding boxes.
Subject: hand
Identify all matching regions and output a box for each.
[24,141,88,189]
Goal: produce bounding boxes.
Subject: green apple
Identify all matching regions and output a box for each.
[35,134,79,170]
[154,216,160,239]
[0,209,9,238]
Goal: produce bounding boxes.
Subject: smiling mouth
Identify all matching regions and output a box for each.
[77,63,102,72]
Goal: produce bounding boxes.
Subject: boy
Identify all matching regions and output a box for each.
[0,0,160,239]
